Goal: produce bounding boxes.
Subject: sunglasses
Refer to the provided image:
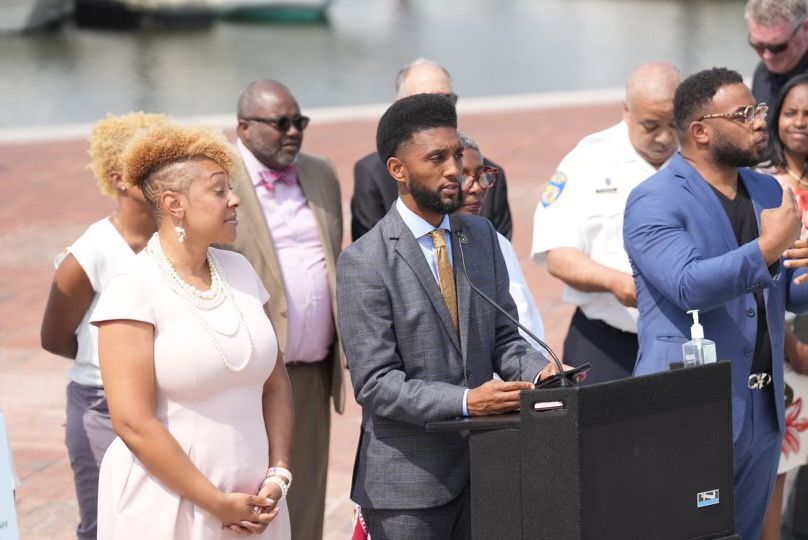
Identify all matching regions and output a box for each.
[242,115,310,132]
[748,19,805,54]
[698,103,768,124]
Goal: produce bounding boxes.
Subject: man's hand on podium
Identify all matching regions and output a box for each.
[536,361,585,384]
[467,362,583,416]
[467,380,534,416]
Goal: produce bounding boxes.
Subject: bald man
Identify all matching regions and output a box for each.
[230,79,344,540]
[350,58,513,240]
[531,63,680,384]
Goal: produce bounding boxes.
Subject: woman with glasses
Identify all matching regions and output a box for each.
[456,132,544,346]
[40,112,167,540]
[90,123,293,539]
[758,74,808,540]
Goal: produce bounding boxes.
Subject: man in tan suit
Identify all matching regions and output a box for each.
[231,79,344,540]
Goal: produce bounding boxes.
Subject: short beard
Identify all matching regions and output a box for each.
[712,133,761,168]
[409,180,463,215]
[272,149,299,168]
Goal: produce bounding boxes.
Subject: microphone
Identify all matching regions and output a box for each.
[455,230,577,387]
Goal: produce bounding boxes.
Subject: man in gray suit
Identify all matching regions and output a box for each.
[337,93,562,539]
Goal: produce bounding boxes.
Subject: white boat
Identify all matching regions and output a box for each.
[0,0,71,32]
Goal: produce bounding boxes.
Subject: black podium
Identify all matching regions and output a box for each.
[427,362,740,540]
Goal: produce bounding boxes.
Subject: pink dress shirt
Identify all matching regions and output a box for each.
[237,139,335,363]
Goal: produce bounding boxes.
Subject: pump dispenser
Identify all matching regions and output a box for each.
[682,310,717,367]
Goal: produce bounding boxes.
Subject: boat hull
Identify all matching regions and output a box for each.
[0,0,70,33]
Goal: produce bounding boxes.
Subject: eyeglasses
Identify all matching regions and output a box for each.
[460,166,498,190]
[748,19,806,54]
[698,103,769,124]
[438,92,459,105]
[241,115,310,132]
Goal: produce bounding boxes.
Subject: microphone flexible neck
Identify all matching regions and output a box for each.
[455,230,571,387]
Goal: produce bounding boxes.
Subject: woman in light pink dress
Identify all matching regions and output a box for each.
[91,122,294,539]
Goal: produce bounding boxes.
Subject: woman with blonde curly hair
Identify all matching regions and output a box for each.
[41,111,167,540]
[90,123,293,539]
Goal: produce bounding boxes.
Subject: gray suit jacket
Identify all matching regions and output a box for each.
[336,206,547,510]
[229,152,346,413]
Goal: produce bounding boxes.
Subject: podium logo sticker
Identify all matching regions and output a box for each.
[697,489,719,508]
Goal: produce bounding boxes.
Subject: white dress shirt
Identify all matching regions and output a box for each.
[395,199,471,414]
[530,121,670,333]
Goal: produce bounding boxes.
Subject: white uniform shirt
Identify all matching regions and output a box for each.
[530,121,668,333]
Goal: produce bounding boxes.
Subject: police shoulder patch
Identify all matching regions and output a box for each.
[541,171,568,207]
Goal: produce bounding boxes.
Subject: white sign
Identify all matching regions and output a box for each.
[0,413,19,540]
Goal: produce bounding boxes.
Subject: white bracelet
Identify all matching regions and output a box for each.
[266,466,293,486]
[263,476,289,501]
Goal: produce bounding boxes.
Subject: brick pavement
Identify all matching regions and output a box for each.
[0,101,620,539]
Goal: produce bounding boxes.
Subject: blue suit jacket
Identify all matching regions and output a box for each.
[623,153,808,439]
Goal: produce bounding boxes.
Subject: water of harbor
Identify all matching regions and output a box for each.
[0,0,757,129]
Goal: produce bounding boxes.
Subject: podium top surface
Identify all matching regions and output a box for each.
[426,412,520,432]
[425,362,731,434]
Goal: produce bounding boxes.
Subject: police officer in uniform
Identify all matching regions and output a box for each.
[530,63,680,384]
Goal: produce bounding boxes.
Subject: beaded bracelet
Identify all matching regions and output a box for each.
[266,466,293,486]
[263,476,289,501]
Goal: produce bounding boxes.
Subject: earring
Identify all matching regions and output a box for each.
[175,222,186,244]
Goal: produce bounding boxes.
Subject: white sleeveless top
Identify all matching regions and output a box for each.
[60,218,136,386]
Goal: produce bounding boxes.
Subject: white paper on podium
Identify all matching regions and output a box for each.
[0,413,20,540]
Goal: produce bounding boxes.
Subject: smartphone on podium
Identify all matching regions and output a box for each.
[533,362,592,388]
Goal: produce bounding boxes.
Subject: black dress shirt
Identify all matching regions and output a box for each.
[710,180,773,375]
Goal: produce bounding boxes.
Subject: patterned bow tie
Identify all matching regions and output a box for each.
[258,165,298,193]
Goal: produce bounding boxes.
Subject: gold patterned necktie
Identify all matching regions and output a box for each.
[429,229,459,330]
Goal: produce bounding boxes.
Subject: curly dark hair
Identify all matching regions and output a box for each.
[674,67,744,134]
[766,73,808,170]
[376,93,457,163]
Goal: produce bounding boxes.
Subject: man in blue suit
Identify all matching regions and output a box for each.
[624,67,808,539]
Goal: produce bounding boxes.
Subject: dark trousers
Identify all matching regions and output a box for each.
[361,487,471,540]
[286,360,331,540]
[65,382,115,540]
[733,387,782,540]
[562,308,639,385]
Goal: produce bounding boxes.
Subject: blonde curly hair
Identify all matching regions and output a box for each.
[122,123,243,215]
[87,112,169,197]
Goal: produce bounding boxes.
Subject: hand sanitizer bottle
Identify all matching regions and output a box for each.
[682,310,717,367]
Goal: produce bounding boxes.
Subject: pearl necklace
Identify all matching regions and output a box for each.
[148,234,225,309]
[146,234,254,373]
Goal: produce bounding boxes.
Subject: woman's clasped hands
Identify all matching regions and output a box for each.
[217,483,282,536]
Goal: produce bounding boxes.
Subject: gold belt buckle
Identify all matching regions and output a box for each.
[747,373,772,390]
